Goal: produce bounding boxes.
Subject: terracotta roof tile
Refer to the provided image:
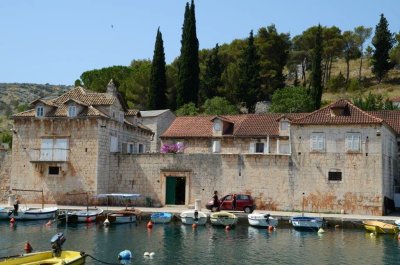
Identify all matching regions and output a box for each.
[51,87,115,106]
[125,109,140,116]
[368,110,400,134]
[291,99,383,125]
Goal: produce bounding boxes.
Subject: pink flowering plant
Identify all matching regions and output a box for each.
[160,142,185,153]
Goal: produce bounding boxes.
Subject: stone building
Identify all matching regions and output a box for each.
[139,109,175,152]
[10,81,153,204]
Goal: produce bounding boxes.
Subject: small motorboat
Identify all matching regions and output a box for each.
[395,219,400,228]
[180,210,208,225]
[58,208,103,223]
[9,207,58,221]
[248,213,278,228]
[0,233,86,265]
[363,220,399,234]
[210,211,237,226]
[97,208,141,225]
[290,216,324,232]
[151,212,173,224]
[0,207,13,220]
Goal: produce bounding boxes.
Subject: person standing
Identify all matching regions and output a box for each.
[232,194,237,210]
[212,191,219,212]
[13,197,20,214]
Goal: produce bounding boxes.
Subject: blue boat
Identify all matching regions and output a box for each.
[290,216,324,232]
[151,212,173,224]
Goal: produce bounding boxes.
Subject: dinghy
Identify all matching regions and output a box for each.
[180,210,208,225]
[58,208,103,223]
[151,212,173,224]
[210,211,237,226]
[363,220,399,234]
[9,207,58,221]
[290,216,324,232]
[248,213,278,227]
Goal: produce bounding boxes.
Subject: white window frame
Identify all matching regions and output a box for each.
[36,106,44,117]
[345,132,361,152]
[280,121,289,131]
[279,141,290,154]
[110,136,119,153]
[128,143,135,154]
[255,142,265,153]
[212,139,221,153]
[138,143,145,153]
[68,105,77,117]
[310,132,325,151]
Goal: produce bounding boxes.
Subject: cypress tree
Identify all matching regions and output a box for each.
[199,44,223,105]
[372,14,395,83]
[310,24,323,110]
[237,30,261,112]
[148,28,167,110]
[176,0,200,108]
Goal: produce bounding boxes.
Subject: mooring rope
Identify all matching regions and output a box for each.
[84,252,122,265]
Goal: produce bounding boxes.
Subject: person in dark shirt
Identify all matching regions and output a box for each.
[212,191,219,212]
[232,194,237,210]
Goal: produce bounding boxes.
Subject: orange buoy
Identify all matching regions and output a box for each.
[46,220,52,226]
[24,241,33,253]
[268,226,274,231]
[86,217,92,223]
[398,234,400,240]
[147,221,153,229]
[225,225,231,230]
[10,218,15,224]
[192,223,197,229]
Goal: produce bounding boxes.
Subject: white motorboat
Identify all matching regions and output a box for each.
[151,212,173,223]
[210,211,237,226]
[248,213,278,227]
[395,219,400,228]
[58,208,104,223]
[290,216,324,231]
[0,207,13,220]
[180,210,208,225]
[9,206,58,220]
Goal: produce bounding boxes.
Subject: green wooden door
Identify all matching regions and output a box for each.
[166,177,176,204]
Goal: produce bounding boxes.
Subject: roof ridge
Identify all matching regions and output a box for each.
[345,99,383,123]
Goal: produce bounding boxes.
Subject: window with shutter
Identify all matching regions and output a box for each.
[310,133,325,151]
[345,133,361,152]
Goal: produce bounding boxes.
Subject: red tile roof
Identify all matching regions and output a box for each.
[291,99,383,125]
[368,110,400,134]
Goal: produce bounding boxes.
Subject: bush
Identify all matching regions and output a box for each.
[347,79,362,92]
[327,73,346,92]
[176,102,198,116]
[202,96,238,115]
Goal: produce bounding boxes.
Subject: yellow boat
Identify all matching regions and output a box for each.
[0,251,86,265]
[0,233,86,265]
[362,220,399,234]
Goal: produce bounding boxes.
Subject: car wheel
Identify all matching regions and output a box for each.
[244,206,252,213]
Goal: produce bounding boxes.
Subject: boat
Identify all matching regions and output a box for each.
[290,216,324,232]
[362,220,399,234]
[180,210,208,225]
[0,233,86,265]
[0,207,13,220]
[151,212,173,224]
[9,207,58,221]
[395,219,400,228]
[210,211,238,226]
[58,208,104,223]
[248,213,278,227]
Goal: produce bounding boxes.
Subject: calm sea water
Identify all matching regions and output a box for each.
[1,219,400,265]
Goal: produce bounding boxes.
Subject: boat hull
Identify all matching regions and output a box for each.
[151,212,173,224]
[210,211,237,226]
[180,210,208,225]
[290,216,324,232]
[0,208,12,220]
[363,221,399,234]
[248,213,278,227]
[0,251,86,265]
[97,212,137,224]
[59,209,104,223]
[9,207,58,221]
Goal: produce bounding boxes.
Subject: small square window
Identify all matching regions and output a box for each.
[255,143,264,153]
[49,166,60,175]
[328,171,342,181]
[36,106,44,117]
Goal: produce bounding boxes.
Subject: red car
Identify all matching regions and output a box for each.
[206,194,255,213]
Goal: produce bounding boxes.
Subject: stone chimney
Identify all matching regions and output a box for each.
[106,79,117,95]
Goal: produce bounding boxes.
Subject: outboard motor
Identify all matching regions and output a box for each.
[50,233,66,257]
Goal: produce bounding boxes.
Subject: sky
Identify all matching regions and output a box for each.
[0,0,399,85]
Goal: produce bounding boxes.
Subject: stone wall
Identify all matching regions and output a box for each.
[0,150,11,203]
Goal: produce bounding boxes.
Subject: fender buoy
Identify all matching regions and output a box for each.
[103,218,110,226]
[225,225,231,230]
[192,223,197,229]
[147,221,153,229]
[86,217,92,223]
[24,241,33,253]
[268,225,274,231]
[117,250,132,260]
[10,218,15,224]
[46,220,52,226]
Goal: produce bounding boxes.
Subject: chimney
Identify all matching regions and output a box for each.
[106,79,117,95]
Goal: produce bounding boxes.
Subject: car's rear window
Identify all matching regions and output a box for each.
[238,195,249,200]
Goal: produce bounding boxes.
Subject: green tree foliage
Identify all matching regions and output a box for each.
[202,96,238,115]
[390,32,400,65]
[322,26,343,84]
[353,92,398,110]
[175,102,198,116]
[0,131,12,148]
[326,72,346,92]
[74,79,82,87]
[372,14,395,82]
[255,25,291,99]
[269,86,314,113]
[310,25,324,110]
[237,30,261,112]
[176,0,200,108]
[354,26,373,80]
[80,66,132,92]
[199,44,223,105]
[342,31,361,82]
[149,28,167,110]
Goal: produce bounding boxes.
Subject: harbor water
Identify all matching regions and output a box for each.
[1,219,400,265]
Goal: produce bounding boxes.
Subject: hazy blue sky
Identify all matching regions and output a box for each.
[0,0,399,85]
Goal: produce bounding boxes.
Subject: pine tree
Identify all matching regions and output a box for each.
[237,30,261,112]
[199,44,223,105]
[148,28,167,110]
[310,24,323,110]
[176,0,200,108]
[372,14,395,83]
